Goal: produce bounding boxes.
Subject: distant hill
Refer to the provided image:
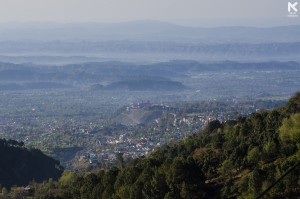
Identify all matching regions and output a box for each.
[0,61,299,95]
[114,109,163,125]
[0,139,63,188]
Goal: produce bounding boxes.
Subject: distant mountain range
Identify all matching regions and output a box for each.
[1,41,299,56]
[0,21,299,63]
[1,60,299,80]
[0,20,300,43]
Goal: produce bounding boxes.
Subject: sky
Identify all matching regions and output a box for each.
[0,0,299,26]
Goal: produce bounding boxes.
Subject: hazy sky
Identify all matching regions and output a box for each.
[0,0,299,26]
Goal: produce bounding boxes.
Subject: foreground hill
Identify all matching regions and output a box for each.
[6,93,300,198]
[0,139,63,188]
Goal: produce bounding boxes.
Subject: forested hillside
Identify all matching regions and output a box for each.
[4,93,300,199]
[0,139,63,188]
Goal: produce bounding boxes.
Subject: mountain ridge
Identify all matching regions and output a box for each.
[0,21,299,43]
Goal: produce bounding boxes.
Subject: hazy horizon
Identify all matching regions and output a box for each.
[0,0,299,27]
[0,1,299,63]
[0,19,300,28]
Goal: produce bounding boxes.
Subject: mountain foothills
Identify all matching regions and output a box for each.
[2,92,299,198]
[0,61,299,94]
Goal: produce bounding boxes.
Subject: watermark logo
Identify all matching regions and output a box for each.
[287,2,298,17]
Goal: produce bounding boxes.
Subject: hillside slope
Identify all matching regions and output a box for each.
[0,139,64,188]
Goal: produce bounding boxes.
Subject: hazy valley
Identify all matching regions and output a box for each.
[0,20,299,198]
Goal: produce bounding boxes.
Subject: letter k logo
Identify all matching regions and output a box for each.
[288,2,298,12]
